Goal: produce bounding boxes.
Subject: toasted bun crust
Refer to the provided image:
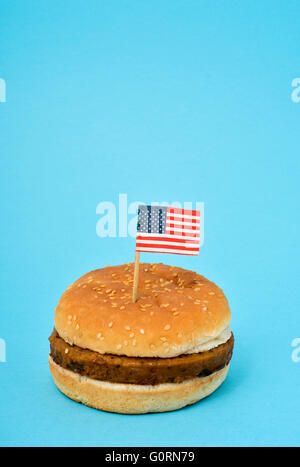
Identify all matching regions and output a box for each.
[49,356,229,414]
[54,263,231,358]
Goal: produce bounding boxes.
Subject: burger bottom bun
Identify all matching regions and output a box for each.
[49,356,230,414]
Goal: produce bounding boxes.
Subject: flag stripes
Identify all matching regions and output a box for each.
[136,205,200,256]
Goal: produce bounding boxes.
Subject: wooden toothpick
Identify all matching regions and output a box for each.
[132,251,140,302]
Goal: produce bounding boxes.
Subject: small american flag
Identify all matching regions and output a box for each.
[136,205,200,256]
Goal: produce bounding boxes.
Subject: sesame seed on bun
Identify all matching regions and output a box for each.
[54,263,232,358]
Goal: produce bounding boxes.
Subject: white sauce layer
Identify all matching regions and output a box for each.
[184,325,232,354]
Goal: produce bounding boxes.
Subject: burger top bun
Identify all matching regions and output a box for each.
[54,263,231,358]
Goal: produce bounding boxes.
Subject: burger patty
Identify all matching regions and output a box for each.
[49,329,234,385]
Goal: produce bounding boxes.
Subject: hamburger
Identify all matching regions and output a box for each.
[49,263,234,414]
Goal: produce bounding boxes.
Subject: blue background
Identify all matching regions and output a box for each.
[0,0,299,447]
